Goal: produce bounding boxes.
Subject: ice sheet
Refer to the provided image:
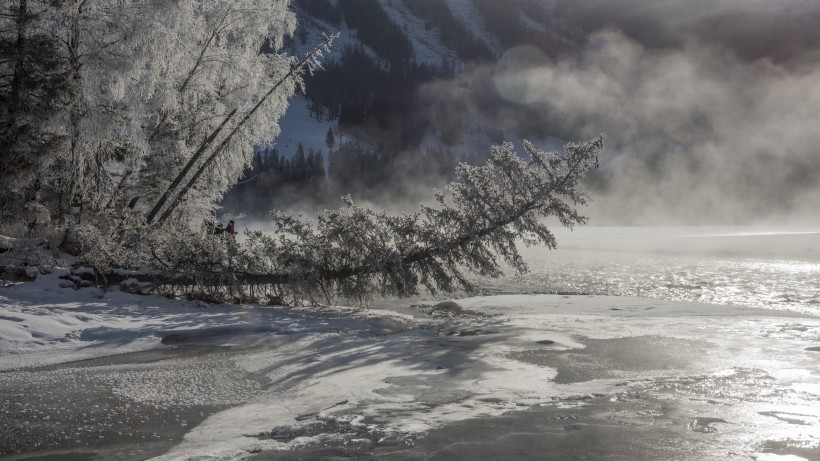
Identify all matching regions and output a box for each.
[2,273,819,460]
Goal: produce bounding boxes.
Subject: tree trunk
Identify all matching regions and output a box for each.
[144,108,237,224]
[8,0,28,118]
[152,34,336,225]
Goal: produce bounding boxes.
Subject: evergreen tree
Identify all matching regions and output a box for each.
[252,149,266,172]
[282,158,293,181]
[306,148,316,181]
[270,148,281,174]
[0,0,70,224]
[313,150,325,179]
[293,143,307,181]
[174,135,605,303]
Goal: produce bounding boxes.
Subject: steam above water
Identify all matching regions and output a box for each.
[422,2,820,225]
[488,226,820,315]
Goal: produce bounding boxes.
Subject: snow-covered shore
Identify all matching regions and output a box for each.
[2,273,819,460]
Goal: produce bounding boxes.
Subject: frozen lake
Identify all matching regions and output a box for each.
[1,226,819,460]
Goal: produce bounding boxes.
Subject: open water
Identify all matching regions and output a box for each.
[478,226,820,315]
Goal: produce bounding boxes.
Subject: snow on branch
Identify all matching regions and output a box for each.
[176,134,605,304]
[146,33,337,226]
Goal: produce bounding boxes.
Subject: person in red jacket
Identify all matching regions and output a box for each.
[226,220,236,240]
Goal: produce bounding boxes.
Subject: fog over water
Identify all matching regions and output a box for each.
[475,226,820,315]
[420,0,820,225]
[239,1,820,311]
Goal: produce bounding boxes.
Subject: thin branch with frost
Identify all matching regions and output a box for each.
[146,4,235,144]
[147,33,337,225]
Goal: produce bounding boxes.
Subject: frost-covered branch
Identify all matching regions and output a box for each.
[151,135,604,303]
[146,4,234,144]
[149,33,336,225]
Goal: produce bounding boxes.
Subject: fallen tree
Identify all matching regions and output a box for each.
[138,135,605,304]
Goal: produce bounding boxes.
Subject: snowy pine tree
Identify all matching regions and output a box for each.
[293,143,307,181]
[149,136,604,304]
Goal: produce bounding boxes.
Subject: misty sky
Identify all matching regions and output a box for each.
[427,0,820,224]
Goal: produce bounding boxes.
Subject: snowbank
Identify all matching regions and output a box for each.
[2,275,819,460]
[0,273,406,371]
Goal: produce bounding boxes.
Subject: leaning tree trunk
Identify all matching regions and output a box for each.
[147,34,336,225]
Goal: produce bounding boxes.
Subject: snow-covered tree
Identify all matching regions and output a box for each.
[61,0,297,213]
[135,0,299,221]
[147,135,604,304]
[0,0,308,250]
[47,0,149,244]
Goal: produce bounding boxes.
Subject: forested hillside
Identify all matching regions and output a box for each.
[225,0,820,224]
[224,0,578,215]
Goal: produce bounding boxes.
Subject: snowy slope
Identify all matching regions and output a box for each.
[519,1,558,34]
[378,0,458,66]
[445,0,503,57]
[277,0,574,166]
[275,96,335,159]
[289,7,384,67]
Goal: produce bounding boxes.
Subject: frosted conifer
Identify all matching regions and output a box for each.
[159,135,606,304]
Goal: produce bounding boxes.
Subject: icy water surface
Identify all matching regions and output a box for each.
[481,226,820,315]
[0,346,266,460]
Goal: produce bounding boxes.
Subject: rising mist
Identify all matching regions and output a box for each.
[421,1,820,225]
